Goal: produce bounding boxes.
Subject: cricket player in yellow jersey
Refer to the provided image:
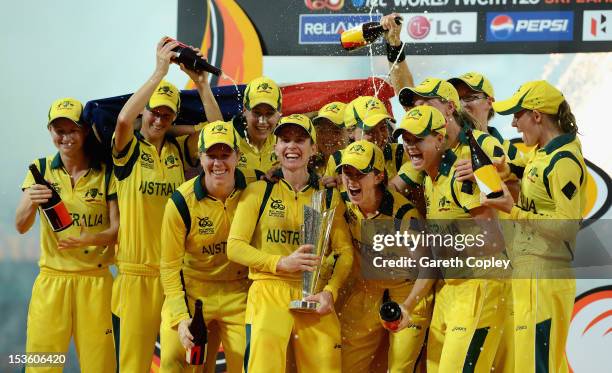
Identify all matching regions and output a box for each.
[483,81,585,373]
[232,76,283,174]
[112,38,223,372]
[322,96,409,189]
[310,101,350,177]
[449,71,526,186]
[333,140,433,373]
[15,98,118,372]
[160,121,262,373]
[399,105,508,373]
[391,77,514,214]
[448,71,523,372]
[227,114,354,373]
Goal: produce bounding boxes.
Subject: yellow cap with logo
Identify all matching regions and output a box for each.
[344,96,393,131]
[313,102,347,127]
[148,80,181,113]
[198,121,239,152]
[394,105,447,139]
[398,77,461,111]
[493,80,565,115]
[335,140,385,174]
[274,113,317,143]
[243,76,282,111]
[448,72,495,98]
[48,97,84,126]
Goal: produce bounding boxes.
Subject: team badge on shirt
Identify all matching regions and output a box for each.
[268,198,286,218]
[197,216,215,235]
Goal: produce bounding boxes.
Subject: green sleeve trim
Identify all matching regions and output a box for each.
[170,191,191,236]
[113,136,134,160]
[256,182,274,227]
[107,193,117,201]
[325,187,334,210]
[113,142,140,181]
[507,142,518,160]
[542,151,584,199]
[399,173,420,188]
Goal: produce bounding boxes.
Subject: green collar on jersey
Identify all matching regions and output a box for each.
[50,152,102,171]
[273,168,320,191]
[487,126,505,144]
[437,149,457,179]
[194,169,247,201]
[540,133,576,155]
[378,188,395,216]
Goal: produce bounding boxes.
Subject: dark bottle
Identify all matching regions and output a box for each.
[186,299,208,365]
[165,38,222,76]
[465,128,503,199]
[28,164,72,232]
[380,289,402,331]
[340,16,402,51]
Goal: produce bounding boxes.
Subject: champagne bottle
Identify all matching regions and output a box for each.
[465,128,503,199]
[186,299,207,365]
[380,289,402,331]
[340,16,402,51]
[165,38,222,76]
[28,164,73,232]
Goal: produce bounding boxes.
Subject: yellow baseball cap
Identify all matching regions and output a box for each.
[48,97,84,126]
[313,102,347,127]
[398,77,461,111]
[148,80,180,113]
[274,113,317,143]
[493,80,565,116]
[448,72,495,98]
[335,140,385,174]
[344,96,393,131]
[198,121,239,152]
[393,105,447,139]
[243,76,282,111]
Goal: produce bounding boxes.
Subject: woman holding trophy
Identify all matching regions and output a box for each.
[227,114,354,373]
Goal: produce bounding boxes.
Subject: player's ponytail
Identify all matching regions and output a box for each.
[554,100,578,135]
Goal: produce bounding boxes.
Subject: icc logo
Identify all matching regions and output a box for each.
[198,217,213,228]
[141,152,154,163]
[271,198,286,210]
[490,15,514,40]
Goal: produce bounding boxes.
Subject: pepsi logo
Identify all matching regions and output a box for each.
[490,14,514,40]
[407,16,431,40]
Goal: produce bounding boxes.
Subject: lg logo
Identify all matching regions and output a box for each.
[407,16,463,40]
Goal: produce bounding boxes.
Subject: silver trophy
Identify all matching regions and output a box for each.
[289,190,336,312]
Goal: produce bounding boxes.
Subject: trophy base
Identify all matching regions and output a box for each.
[289,300,319,312]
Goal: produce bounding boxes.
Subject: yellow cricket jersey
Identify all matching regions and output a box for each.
[160,169,261,327]
[232,115,278,173]
[22,154,116,272]
[424,149,506,279]
[342,188,420,288]
[113,131,196,270]
[227,171,354,301]
[510,134,586,261]
[324,142,408,180]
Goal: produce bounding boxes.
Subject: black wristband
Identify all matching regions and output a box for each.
[386,42,405,63]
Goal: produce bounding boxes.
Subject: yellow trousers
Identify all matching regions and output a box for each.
[160,278,248,373]
[339,281,432,373]
[244,280,342,373]
[427,279,507,373]
[26,268,115,373]
[112,267,164,373]
[512,277,575,373]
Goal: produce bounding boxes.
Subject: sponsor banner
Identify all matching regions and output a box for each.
[583,10,612,41]
[299,13,382,44]
[399,12,477,43]
[486,11,574,42]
